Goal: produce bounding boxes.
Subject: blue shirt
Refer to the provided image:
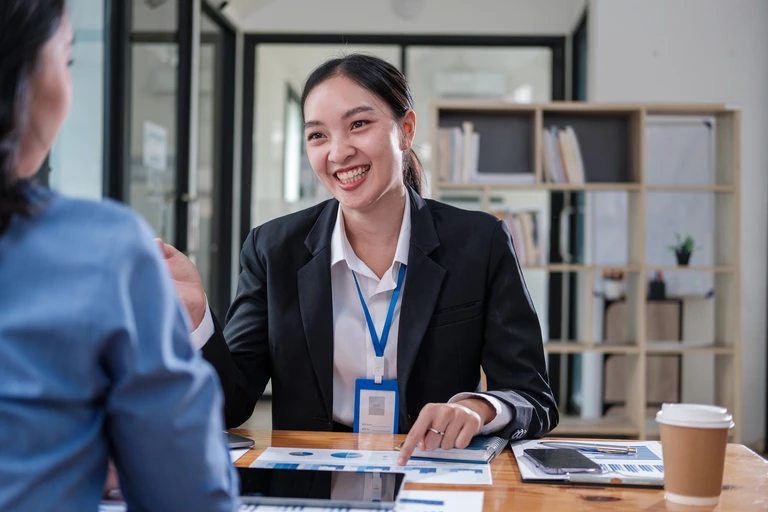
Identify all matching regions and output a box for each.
[0,191,239,511]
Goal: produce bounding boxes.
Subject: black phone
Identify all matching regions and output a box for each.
[523,448,603,475]
[236,467,406,510]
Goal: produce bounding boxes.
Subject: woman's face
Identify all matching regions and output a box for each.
[17,12,74,179]
[303,75,415,213]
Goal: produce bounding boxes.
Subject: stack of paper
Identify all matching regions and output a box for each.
[511,440,665,487]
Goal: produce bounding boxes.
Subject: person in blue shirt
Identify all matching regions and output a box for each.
[0,1,239,510]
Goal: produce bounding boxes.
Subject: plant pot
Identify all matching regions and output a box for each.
[604,279,624,300]
[675,250,691,266]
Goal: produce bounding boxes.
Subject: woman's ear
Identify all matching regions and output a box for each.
[400,109,417,150]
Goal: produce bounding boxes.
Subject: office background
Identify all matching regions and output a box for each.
[47,0,767,453]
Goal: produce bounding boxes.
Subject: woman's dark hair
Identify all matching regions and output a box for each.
[0,0,66,234]
[301,53,425,196]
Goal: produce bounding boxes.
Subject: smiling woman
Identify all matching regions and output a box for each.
[160,53,559,465]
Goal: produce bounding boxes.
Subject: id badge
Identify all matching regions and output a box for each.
[353,378,399,434]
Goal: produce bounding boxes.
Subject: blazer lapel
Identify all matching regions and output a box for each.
[397,189,446,430]
[297,200,339,422]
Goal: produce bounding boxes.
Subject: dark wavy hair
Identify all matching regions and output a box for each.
[301,53,425,196]
[0,0,65,235]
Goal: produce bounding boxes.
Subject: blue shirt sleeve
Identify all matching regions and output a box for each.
[97,213,239,511]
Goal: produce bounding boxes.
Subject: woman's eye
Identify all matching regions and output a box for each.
[351,120,369,129]
[307,132,323,141]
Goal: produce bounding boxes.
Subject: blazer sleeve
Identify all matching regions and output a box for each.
[202,227,272,428]
[478,219,559,440]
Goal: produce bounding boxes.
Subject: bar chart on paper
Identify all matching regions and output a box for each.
[253,448,493,484]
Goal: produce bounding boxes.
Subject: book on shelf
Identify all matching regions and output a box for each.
[542,125,585,184]
[437,122,535,184]
[437,122,478,183]
[493,209,547,266]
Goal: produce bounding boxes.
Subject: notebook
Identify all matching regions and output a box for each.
[400,435,508,464]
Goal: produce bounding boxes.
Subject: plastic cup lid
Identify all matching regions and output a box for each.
[655,403,735,429]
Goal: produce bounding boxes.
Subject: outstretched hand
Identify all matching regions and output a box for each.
[155,239,206,330]
[396,398,496,466]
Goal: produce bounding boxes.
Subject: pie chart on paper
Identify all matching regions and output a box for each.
[289,451,314,457]
[331,452,364,459]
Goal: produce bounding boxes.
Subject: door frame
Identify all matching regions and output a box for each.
[104,0,237,318]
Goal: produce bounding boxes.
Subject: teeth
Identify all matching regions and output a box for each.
[336,166,370,184]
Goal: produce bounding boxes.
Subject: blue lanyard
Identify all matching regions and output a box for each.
[352,263,407,358]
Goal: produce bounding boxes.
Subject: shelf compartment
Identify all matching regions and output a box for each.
[437,109,535,181]
[645,191,737,268]
[552,415,640,437]
[645,184,735,192]
[644,111,738,187]
[542,110,642,184]
[647,265,735,273]
[543,342,640,354]
[645,341,735,355]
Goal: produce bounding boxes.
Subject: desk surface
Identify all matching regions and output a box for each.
[232,429,768,511]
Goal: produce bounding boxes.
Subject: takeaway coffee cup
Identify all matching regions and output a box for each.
[655,403,734,506]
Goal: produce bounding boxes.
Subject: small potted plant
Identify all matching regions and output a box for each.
[668,233,695,266]
[602,268,625,300]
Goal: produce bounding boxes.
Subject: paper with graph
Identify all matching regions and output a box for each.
[252,447,493,485]
[511,439,664,486]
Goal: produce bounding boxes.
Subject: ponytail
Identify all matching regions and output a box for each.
[403,148,424,196]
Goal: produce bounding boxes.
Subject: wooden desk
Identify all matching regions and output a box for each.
[232,429,768,511]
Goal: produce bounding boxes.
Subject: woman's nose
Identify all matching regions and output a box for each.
[329,137,355,163]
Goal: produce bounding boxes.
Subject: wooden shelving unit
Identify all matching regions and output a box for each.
[430,101,741,442]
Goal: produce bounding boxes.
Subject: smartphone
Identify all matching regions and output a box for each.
[523,448,603,475]
[236,467,406,510]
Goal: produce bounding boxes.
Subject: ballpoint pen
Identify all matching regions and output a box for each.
[539,441,638,454]
[566,472,663,487]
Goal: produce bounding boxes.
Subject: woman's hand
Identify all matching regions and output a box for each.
[396,398,496,465]
[102,459,120,498]
[155,239,206,330]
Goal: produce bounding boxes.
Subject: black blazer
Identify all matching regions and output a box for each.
[202,188,558,440]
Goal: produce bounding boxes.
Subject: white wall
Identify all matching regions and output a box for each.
[226,0,585,35]
[587,0,768,449]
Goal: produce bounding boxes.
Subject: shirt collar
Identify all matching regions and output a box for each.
[330,196,411,282]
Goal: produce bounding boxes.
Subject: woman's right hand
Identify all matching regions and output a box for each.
[156,239,207,330]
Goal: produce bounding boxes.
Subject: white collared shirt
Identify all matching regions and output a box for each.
[329,198,411,425]
[192,198,511,432]
[328,198,511,432]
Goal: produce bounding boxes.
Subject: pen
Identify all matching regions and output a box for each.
[566,472,662,487]
[539,441,637,454]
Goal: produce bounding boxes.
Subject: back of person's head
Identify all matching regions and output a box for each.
[300,53,425,196]
[0,0,68,235]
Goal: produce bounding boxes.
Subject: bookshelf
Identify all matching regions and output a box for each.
[431,101,741,442]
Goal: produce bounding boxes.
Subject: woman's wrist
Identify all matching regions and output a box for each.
[455,398,497,425]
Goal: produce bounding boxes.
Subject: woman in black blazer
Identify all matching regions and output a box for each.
[161,54,558,464]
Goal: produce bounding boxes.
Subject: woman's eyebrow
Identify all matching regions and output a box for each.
[341,105,375,120]
[304,105,375,130]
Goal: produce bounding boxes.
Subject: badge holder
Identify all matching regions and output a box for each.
[352,265,405,435]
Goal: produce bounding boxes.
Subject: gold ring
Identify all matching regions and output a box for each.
[429,427,445,436]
